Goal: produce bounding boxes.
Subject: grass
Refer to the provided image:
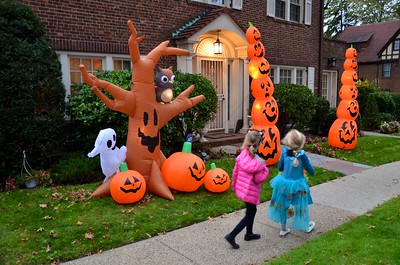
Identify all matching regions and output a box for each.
[0,135,399,264]
[266,195,400,265]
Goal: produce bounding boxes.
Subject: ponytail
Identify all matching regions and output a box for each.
[292,150,299,167]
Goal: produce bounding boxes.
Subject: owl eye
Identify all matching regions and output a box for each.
[161,76,169,83]
[171,75,175,82]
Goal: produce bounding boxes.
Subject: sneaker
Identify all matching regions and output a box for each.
[306,221,315,233]
[279,228,290,237]
[225,234,240,249]
[244,233,261,241]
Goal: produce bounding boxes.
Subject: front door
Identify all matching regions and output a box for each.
[200,59,226,131]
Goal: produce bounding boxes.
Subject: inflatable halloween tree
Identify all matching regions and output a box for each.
[80,20,205,200]
[246,22,281,165]
[328,47,359,150]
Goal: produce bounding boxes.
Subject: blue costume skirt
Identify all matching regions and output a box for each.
[267,175,313,231]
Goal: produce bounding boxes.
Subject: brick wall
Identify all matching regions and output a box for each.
[21,0,323,89]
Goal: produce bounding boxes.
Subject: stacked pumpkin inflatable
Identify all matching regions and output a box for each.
[328,47,359,150]
[246,22,281,165]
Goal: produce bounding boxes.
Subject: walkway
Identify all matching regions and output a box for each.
[63,132,400,265]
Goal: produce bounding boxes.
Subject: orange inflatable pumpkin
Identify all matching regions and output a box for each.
[345,47,358,59]
[250,125,281,166]
[204,163,230,193]
[162,142,206,192]
[250,76,274,99]
[251,97,279,126]
[337,99,359,120]
[328,118,358,150]
[339,84,358,100]
[248,58,270,80]
[247,41,265,60]
[246,22,261,44]
[341,70,359,85]
[110,162,146,204]
[343,58,358,71]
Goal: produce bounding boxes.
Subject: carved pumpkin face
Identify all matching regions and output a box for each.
[337,99,359,120]
[345,47,358,59]
[328,118,358,150]
[162,142,205,192]
[343,59,358,71]
[110,169,146,204]
[341,70,359,85]
[249,58,270,80]
[246,22,261,44]
[251,76,274,99]
[251,97,279,126]
[339,85,358,100]
[251,125,281,165]
[204,163,230,193]
[138,109,160,153]
[247,41,265,59]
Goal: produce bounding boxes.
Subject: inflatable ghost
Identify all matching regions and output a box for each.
[88,128,127,182]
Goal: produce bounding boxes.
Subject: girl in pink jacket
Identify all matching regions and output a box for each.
[225,130,269,249]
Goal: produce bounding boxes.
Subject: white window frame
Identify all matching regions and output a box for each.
[266,0,312,25]
[270,66,307,86]
[191,0,242,10]
[383,63,391,78]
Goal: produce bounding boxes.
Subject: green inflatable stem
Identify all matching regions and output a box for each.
[181,142,192,153]
[248,21,253,27]
[119,162,128,172]
[210,163,217,170]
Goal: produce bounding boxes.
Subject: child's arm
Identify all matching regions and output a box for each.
[302,155,315,175]
[254,166,269,184]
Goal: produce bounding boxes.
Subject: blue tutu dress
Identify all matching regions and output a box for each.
[267,146,315,231]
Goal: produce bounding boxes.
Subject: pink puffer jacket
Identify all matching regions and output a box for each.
[231,149,269,205]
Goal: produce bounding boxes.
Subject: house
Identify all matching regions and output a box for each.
[338,20,400,93]
[21,0,327,133]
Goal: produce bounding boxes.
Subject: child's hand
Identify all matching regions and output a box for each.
[303,169,309,181]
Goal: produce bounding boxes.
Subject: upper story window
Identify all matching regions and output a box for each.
[191,0,242,10]
[267,0,312,25]
[394,39,400,51]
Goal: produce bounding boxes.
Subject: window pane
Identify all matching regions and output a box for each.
[93,59,103,71]
[290,1,300,22]
[394,40,400,51]
[70,72,81,84]
[70,58,80,70]
[383,63,391,78]
[296,69,303,84]
[280,69,292,83]
[123,61,131,70]
[275,0,285,19]
[82,58,92,71]
[114,60,122,70]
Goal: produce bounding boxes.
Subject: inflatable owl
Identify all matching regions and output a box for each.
[155,66,175,103]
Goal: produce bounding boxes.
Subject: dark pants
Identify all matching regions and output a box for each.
[229,202,257,238]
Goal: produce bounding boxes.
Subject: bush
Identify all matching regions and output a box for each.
[391,93,400,121]
[274,83,316,136]
[362,92,395,130]
[161,71,218,155]
[49,152,102,185]
[308,97,334,135]
[356,79,379,116]
[0,1,66,180]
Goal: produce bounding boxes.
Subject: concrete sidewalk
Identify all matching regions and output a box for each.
[63,153,400,264]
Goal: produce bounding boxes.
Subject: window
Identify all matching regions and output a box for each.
[383,63,391,78]
[275,0,286,19]
[296,69,303,84]
[394,40,400,51]
[290,0,300,22]
[70,57,103,95]
[280,69,292,83]
[321,73,328,100]
[114,59,131,70]
[191,0,242,9]
[270,68,275,83]
[267,0,311,25]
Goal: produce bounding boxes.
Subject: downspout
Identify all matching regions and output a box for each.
[318,0,324,97]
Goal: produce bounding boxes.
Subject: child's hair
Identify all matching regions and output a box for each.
[242,130,262,157]
[281,129,305,167]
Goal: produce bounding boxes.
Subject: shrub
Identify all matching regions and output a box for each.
[161,71,218,156]
[274,83,316,136]
[0,1,66,180]
[362,92,395,130]
[49,152,102,185]
[356,79,379,116]
[308,97,334,135]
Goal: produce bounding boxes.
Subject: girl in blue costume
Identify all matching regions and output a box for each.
[267,129,316,236]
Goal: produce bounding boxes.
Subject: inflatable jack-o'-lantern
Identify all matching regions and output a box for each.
[337,99,359,120]
[250,76,274,99]
[339,85,358,100]
[110,162,146,204]
[328,119,358,150]
[251,97,279,126]
[341,70,359,85]
[204,163,230,193]
[248,58,270,80]
[247,41,265,59]
[251,125,281,165]
[345,47,358,59]
[343,59,358,71]
[162,142,206,192]
[246,22,261,44]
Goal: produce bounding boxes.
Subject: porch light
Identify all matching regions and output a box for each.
[328,57,336,67]
[214,30,223,55]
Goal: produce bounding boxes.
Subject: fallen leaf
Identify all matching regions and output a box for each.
[365,213,373,217]
[77,221,83,226]
[36,227,44,232]
[39,204,47,208]
[368,225,376,229]
[50,230,58,238]
[207,216,216,221]
[182,211,189,216]
[304,259,312,264]
[43,215,54,220]
[85,232,94,239]
[337,232,343,236]
[46,244,51,252]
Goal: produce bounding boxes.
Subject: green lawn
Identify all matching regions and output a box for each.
[0,135,399,264]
